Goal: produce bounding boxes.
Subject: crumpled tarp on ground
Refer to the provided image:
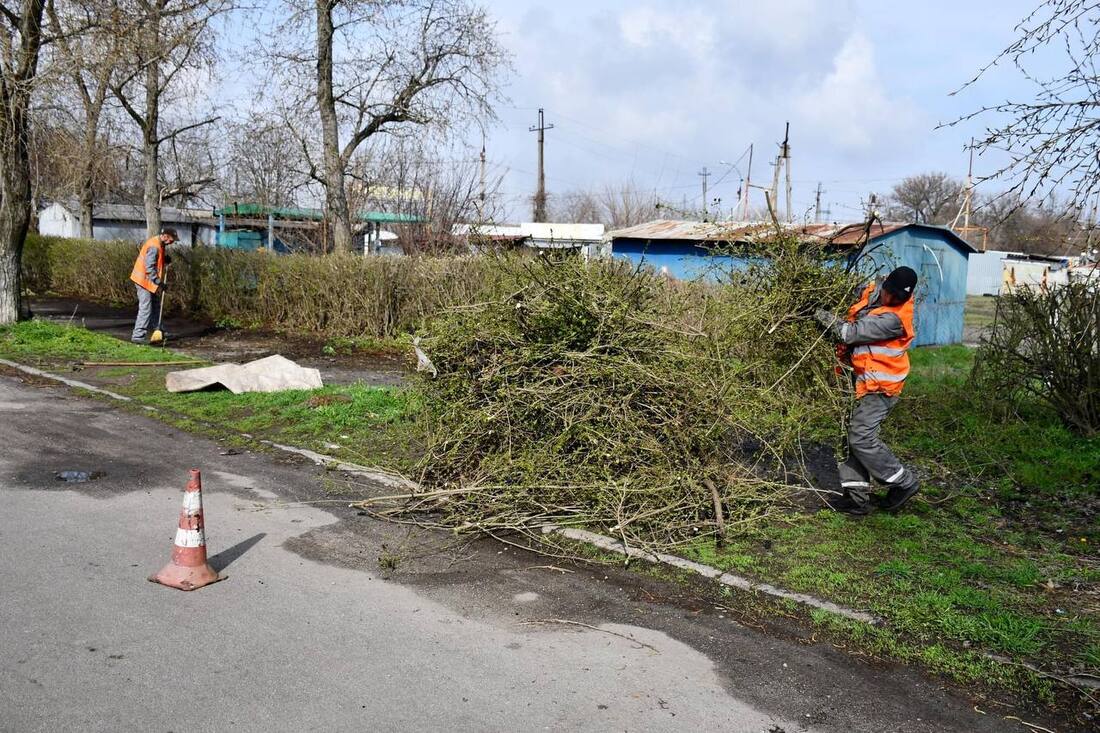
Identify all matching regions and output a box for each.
[166,354,323,394]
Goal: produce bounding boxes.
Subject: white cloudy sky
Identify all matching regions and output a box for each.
[471,0,1052,222]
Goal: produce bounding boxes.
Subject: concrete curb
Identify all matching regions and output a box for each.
[0,358,135,402]
[2,356,877,625]
[542,525,880,625]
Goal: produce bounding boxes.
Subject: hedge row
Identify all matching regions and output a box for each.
[22,234,493,339]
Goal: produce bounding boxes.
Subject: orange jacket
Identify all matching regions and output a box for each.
[845,282,915,398]
[130,236,165,293]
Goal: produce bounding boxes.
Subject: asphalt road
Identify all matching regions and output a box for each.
[0,373,1036,732]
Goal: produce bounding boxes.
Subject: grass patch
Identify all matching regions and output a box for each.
[0,320,197,365]
[895,345,1100,504]
[964,294,998,333]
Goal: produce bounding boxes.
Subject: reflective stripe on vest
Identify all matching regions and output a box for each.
[851,344,907,358]
[855,370,908,383]
[129,237,165,293]
[845,281,915,398]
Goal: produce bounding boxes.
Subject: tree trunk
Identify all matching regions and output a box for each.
[79,125,97,239]
[315,0,353,254]
[142,12,161,237]
[0,128,32,324]
[143,130,159,236]
[0,136,32,323]
[79,183,94,238]
[0,0,45,325]
[0,225,24,324]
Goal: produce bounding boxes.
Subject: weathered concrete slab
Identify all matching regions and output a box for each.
[166,354,322,394]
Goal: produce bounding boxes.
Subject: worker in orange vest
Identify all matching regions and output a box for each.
[129,227,177,343]
[815,266,920,515]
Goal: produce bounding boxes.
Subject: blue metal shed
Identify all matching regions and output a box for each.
[607,220,976,346]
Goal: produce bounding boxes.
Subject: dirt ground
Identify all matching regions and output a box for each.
[28,296,409,387]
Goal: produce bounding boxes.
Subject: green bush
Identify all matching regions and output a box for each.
[22,234,494,339]
[972,282,1100,436]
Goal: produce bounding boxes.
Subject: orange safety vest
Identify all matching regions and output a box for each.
[845,282,915,398]
[129,236,165,293]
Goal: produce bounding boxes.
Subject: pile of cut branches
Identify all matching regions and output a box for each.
[369,235,862,551]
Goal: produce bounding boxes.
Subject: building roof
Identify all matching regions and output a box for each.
[454,222,605,248]
[93,203,211,225]
[607,219,978,253]
[214,202,423,224]
[516,222,604,242]
[43,200,213,225]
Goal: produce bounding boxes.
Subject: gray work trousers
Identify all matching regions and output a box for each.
[131,285,161,342]
[838,392,917,507]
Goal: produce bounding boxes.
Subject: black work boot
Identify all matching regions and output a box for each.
[827,494,871,516]
[879,482,921,513]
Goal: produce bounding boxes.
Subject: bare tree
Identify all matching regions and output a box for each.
[599,182,656,228]
[109,0,227,236]
[548,189,601,224]
[951,1,1100,209]
[347,138,503,253]
[974,194,1081,255]
[885,172,965,225]
[220,117,309,208]
[548,183,656,227]
[0,0,48,323]
[43,0,127,236]
[272,0,509,254]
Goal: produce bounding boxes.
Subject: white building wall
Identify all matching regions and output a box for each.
[966,250,1020,295]
[1002,259,1071,291]
[37,203,81,238]
[38,202,216,247]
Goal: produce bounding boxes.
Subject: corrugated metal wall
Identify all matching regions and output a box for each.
[611,240,749,279]
[610,227,970,346]
[966,250,1013,295]
[858,228,968,346]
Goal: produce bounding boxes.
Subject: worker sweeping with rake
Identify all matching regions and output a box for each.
[129,227,176,345]
[815,266,922,515]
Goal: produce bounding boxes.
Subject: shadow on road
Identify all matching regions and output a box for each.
[208,532,266,572]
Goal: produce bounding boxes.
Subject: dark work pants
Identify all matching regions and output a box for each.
[838,392,917,507]
[131,285,161,342]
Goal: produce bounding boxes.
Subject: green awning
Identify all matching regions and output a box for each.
[214,203,423,224]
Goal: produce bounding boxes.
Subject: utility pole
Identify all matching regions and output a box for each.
[698,167,711,219]
[866,193,879,220]
[741,143,753,220]
[529,108,553,222]
[814,182,824,223]
[951,138,990,250]
[963,140,973,230]
[769,123,792,222]
[952,138,975,231]
[784,125,793,223]
[478,134,486,223]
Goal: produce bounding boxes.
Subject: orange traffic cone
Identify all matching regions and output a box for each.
[149,469,224,591]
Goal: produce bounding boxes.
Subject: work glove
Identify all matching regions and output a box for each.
[814,308,838,330]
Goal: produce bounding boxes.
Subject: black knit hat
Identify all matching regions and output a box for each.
[883,266,918,299]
